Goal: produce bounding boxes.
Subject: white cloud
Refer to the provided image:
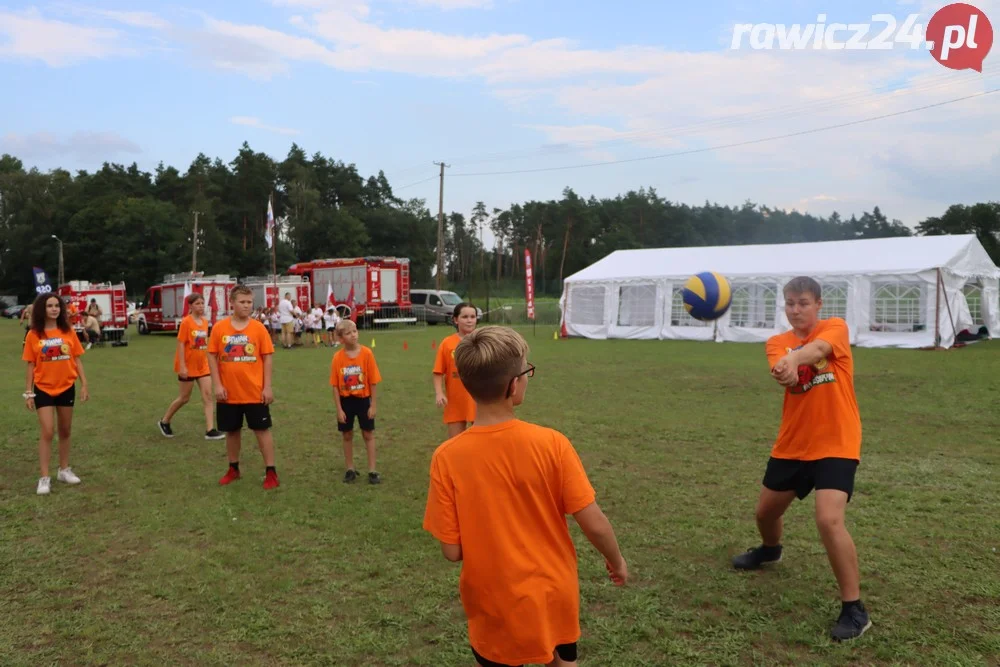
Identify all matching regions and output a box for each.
[0,8,128,66]
[85,10,169,30]
[0,131,141,160]
[230,116,303,136]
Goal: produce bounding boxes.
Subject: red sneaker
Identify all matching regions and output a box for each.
[219,468,241,486]
[263,470,280,490]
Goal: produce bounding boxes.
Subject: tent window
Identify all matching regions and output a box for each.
[569,286,605,326]
[617,285,656,327]
[820,282,848,320]
[964,283,984,326]
[670,287,712,327]
[730,283,777,328]
[871,282,925,332]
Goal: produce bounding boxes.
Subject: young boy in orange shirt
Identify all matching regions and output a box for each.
[207,286,279,490]
[433,302,478,439]
[732,276,871,641]
[423,326,628,667]
[330,319,382,484]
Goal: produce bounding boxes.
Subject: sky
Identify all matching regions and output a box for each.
[1,0,999,244]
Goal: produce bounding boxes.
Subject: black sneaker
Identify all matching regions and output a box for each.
[368,472,381,485]
[732,544,783,570]
[158,421,174,438]
[831,602,872,641]
[205,429,225,440]
[343,469,359,483]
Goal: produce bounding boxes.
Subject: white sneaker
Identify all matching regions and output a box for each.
[37,477,51,495]
[57,468,81,484]
[86,342,92,350]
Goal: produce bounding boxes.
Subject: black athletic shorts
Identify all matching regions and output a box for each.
[763,456,859,502]
[472,643,577,667]
[178,374,210,383]
[337,396,375,432]
[217,402,272,432]
[33,384,76,409]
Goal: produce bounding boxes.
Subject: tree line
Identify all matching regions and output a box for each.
[1,143,997,302]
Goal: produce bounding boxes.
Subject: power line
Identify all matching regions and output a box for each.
[450,88,1000,177]
[394,174,439,190]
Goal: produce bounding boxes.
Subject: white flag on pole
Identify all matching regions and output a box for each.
[265,197,275,249]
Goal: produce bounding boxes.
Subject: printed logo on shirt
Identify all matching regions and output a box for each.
[341,364,366,392]
[221,334,257,362]
[40,337,72,362]
[785,345,835,394]
[191,329,208,350]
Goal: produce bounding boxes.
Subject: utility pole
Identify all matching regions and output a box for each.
[51,235,64,286]
[434,161,449,289]
[191,210,203,273]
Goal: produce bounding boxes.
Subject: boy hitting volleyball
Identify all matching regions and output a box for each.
[732,276,871,641]
[330,319,382,484]
[423,326,628,667]
[207,286,279,490]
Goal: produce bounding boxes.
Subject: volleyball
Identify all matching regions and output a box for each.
[682,272,732,321]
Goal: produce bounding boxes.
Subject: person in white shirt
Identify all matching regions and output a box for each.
[277,293,296,349]
[323,307,341,347]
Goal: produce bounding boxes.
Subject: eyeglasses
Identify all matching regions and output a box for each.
[516,363,535,379]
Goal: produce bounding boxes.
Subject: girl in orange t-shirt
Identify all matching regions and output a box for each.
[433,302,478,438]
[159,293,224,441]
[21,293,89,496]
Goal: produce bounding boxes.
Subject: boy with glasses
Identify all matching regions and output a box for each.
[423,326,628,667]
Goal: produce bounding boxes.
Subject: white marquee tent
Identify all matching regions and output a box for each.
[559,234,1000,349]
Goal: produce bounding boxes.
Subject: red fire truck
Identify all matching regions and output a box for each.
[58,281,129,343]
[241,275,313,312]
[286,256,415,328]
[136,273,236,334]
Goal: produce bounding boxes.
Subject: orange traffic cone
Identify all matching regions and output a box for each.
[403,340,408,350]
[431,339,436,349]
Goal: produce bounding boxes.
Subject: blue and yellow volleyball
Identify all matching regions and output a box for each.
[682,272,732,321]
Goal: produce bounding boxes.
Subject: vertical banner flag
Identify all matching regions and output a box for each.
[264,196,275,249]
[524,249,535,320]
[32,267,52,294]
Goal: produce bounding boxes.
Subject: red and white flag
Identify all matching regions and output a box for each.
[524,249,535,320]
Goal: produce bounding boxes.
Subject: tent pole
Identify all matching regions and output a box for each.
[941,271,957,344]
[934,268,941,348]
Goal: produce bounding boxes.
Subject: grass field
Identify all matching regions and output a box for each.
[1,319,998,666]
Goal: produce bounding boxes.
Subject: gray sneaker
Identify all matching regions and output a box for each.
[831,602,872,641]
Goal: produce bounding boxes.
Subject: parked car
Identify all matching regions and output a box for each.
[3,304,26,319]
[410,289,482,324]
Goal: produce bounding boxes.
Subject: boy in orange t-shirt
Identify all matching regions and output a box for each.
[732,276,871,642]
[207,286,279,490]
[330,319,382,484]
[433,302,478,439]
[424,326,628,667]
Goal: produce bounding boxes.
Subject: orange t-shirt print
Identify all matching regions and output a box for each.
[423,420,596,665]
[207,318,274,404]
[22,328,86,395]
[174,315,210,377]
[765,317,862,461]
[433,333,475,424]
[330,346,382,398]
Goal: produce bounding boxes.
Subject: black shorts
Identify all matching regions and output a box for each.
[472,643,577,667]
[763,457,859,502]
[178,374,210,383]
[337,396,375,432]
[34,384,76,409]
[217,402,272,432]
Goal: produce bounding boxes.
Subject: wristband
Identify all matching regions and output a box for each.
[23,392,36,399]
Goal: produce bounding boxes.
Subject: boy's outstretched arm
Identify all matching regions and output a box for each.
[572,502,628,585]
